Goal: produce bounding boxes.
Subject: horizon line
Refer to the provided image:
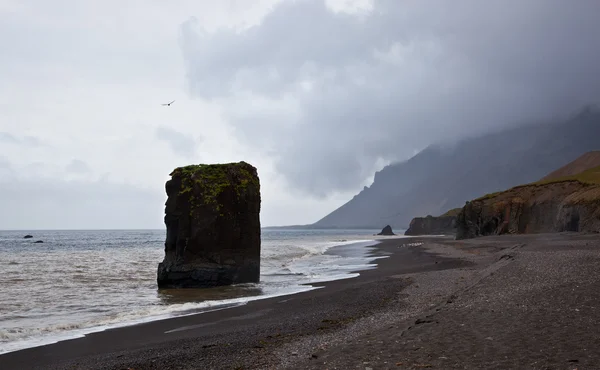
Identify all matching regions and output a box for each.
[0,226,313,232]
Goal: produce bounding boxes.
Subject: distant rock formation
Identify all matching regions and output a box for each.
[23,235,33,239]
[456,153,600,239]
[157,162,261,289]
[33,240,43,243]
[405,214,457,236]
[377,225,395,235]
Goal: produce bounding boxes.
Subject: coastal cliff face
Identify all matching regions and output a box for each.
[405,215,457,236]
[157,162,261,288]
[456,180,600,239]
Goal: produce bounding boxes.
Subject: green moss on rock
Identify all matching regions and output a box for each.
[475,165,600,202]
[170,162,259,213]
[439,207,462,217]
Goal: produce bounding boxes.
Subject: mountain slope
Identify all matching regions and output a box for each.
[541,151,600,181]
[314,108,600,229]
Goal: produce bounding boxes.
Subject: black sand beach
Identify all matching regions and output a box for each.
[2,233,600,369]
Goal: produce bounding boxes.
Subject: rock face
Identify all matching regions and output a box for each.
[405,215,457,236]
[456,181,600,240]
[377,225,395,235]
[157,162,261,289]
[457,153,600,239]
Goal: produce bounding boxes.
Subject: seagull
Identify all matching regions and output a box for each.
[162,100,175,106]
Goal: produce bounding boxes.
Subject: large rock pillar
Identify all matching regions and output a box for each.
[157,161,261,288]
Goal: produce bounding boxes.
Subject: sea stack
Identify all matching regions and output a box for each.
[157,162,261,289]
[378,225,395,236]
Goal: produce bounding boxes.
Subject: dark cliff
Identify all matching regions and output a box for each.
[314,108,600,229]
[157,162,261,288]
[404,213,458,236]
[456,162,600,239]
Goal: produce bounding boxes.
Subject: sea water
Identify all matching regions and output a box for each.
[0,228,404,354]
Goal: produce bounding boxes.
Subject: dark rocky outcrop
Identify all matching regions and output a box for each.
[34,240,43,243]
[405,215,457,236]
[377,225,395,235]
[456,179,600,240]
[23,235,33,239]
[157,162,261,289]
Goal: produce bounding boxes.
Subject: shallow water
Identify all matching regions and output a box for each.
[0,228,405,354]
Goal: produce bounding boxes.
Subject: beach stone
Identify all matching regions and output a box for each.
[377,225,395,235]
[157,161,261,289]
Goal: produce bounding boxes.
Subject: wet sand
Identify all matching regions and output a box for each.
[2,233,600,369]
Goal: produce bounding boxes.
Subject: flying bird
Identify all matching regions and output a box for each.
[162,100,175,106]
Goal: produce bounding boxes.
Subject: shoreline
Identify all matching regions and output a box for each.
[0,235,404,357]
[4,232,595,369]
[0,235,450,369]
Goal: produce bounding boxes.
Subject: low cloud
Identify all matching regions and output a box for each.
[0,132,19,144]
[0,157,14,177]
[65,159,91,174]
[155,126,199,159]
[0,177,165,229]
[0,132,43,146]
[180,0,600,197]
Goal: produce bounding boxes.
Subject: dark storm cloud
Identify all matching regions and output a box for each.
[180,0,600,196]
[155,126,199,159]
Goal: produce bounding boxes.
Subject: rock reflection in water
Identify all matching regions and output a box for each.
[157,284,264,305]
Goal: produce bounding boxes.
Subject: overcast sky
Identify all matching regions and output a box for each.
[2,0,600,229]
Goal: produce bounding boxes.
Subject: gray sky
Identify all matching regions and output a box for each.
[1,0,599,229]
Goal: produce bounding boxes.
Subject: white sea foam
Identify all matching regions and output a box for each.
[0,229,397,354]
[0,286,318,354]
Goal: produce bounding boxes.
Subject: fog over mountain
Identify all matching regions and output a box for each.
[314,108,600,228]
[180,0,600,198]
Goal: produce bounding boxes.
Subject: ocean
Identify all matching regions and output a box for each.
[0,228,404,354]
